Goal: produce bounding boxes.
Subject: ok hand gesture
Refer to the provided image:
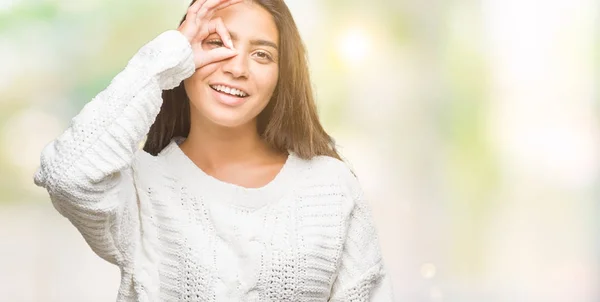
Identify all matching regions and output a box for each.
[177,0,242,69]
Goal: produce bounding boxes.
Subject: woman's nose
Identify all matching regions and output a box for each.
[222,52,249,79]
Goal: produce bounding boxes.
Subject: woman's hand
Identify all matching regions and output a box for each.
[177,0,242,69]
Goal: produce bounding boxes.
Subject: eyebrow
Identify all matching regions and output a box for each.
[229,32,278,50]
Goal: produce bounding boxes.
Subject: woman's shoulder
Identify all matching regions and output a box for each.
[295,154,361,193]
[293,155,365,219]
[300,154,353,175]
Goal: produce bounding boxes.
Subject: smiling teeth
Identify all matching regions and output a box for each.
[211,85,248,97]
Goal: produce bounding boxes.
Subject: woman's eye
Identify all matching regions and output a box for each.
[253,51,273,62]
[205,39,224,47]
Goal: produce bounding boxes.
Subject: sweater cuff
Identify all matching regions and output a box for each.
[127,30,195,90]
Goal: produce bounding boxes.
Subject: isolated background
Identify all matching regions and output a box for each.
[0,0,598,301]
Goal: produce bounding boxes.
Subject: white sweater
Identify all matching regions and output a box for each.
[33,30,394,302]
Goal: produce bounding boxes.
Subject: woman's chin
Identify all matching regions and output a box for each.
[204,112,252,129]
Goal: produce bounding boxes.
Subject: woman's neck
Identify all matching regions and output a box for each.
[179,117,282,174]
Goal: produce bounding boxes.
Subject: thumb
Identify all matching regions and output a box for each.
[199,48,238,67]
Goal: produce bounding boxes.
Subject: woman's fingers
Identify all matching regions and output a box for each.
[207,17,234,49]
[181,0,241,42]
[198,0,243,21]
[213,0,243,11]
[182,0,244,68]
[196,0,228,20]
[179,1,206,40]
[199,47,238,67]
[188,0,242,25]
[187,0,204,14]
[186,0,205,23]
[196,15,240,66]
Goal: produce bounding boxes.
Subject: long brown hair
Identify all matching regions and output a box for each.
[143,0,341,161]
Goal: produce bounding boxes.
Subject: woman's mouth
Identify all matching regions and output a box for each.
[209,84,250,106]
[209,84,249,98]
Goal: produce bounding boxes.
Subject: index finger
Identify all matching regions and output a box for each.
[186,0,207,20]
[207,17,235,49]
[213,0,243,10]
[198,0,243,21]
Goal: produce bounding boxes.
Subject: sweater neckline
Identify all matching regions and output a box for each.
[161,136,298,210]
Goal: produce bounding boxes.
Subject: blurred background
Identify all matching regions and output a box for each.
[1,0,598,301]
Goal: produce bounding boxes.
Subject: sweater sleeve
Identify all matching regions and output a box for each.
[329,172,395,302]
[33,30,195,266]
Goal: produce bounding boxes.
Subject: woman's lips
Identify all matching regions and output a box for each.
[210,86,248,107]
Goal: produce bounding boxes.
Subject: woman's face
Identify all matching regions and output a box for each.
[183,2,279,129]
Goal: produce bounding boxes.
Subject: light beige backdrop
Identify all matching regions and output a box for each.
[0,0,598,301]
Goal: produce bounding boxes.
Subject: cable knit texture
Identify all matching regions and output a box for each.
[34,30,394,302]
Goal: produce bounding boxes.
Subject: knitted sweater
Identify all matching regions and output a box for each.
[33,30,393,302]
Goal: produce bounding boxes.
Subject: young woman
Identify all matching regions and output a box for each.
[34,0,393,301]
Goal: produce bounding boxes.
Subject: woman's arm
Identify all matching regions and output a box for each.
[34,0,241,266]
[33,30,195,265]
[329,172,395,301]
